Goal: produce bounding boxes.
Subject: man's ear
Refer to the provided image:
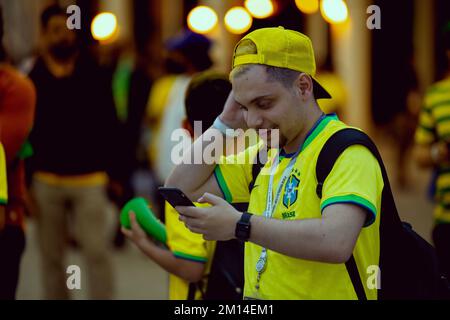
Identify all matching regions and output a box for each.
[182,118,194,138]
[295,73,314,99]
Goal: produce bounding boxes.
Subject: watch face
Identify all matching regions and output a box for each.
[236,223,250,240]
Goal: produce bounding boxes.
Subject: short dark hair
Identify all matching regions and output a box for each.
[41,4,66,29]
[185,71,231,132]
[265,66,300,89]
[231,64,299,89]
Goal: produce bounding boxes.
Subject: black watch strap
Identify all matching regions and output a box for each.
[235,212,253,241]
[241,212,252,223]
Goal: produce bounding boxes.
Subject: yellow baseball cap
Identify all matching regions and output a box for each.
[232,26,331,99]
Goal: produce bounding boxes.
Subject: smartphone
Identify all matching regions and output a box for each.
[158,187,196,208]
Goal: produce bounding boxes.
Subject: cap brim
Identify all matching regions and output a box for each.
[312,78,332,100]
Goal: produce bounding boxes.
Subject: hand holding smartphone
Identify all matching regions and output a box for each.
[158,187,196,209]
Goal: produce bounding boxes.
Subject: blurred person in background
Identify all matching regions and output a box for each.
[26,5,120,299]
[390,54,420,189]
[0,5,36,300]
[145,30,213,219]
[124,72,246,300]
[110,43,154,248]
[414,22,450,285]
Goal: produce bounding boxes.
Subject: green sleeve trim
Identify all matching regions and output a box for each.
[213,166,233,203]
[321,195,377,227]
[302,114,338,152]
[173,251,207,263]
[0,198,7,205]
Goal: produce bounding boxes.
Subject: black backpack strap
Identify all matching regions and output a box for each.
[316,128,401,226]
[187,280,206,300]
[315,128,401,300]
[187,283,197,300]
[345,256,367,301]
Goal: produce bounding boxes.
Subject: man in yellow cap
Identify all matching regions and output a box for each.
[166,27,383,300]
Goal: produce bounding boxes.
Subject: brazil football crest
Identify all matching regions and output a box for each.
[283,174,300,208]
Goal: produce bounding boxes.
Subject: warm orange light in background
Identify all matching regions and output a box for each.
[320,0,349,24]
[295,0,319,14]
[245,0,274,19]
[224,7,253,35]
[91,12,118,42]
[187,6,218,34]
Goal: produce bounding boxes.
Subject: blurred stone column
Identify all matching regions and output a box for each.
[332,0,372,132]
[203,0,243,73]
[0,0,53,63]
[161,0,183,41]
[414,0,434,91]
[98,0,132,44]
[305,10,329,68]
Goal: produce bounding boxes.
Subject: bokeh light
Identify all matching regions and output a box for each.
[187,6,218,34]
[245,0,274,19]
[320,0,349,24]
[91,12,118,42]
[295,0,319,15]
[224,7,253,35]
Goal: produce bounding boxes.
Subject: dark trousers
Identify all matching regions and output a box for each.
[0,225,26,300]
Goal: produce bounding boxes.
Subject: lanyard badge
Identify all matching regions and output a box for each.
[254,150,300,293]
[253,113,326,294]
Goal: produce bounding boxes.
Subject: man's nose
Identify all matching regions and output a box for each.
[246,110,263,129]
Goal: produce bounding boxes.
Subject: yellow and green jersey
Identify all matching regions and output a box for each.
[415,77,450,224]
[215,114,383,300]
[165,202,216,300]
[0,143,7,205]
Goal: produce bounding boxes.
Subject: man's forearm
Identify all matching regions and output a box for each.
[165,128,227,196]
[248,217,343,263]
[247,207,364,264]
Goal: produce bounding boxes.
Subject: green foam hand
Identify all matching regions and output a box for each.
[120,197,167,244]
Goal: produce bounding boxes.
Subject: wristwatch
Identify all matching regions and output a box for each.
[235,212,253,241]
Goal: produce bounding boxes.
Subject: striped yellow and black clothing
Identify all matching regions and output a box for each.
[415,77,450,224]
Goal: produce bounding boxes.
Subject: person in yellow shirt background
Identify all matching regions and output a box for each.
[123,71,246,300]
[414,22,450,285]
[145,31,213,220]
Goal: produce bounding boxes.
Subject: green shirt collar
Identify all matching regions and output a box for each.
[280,113,339,159]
